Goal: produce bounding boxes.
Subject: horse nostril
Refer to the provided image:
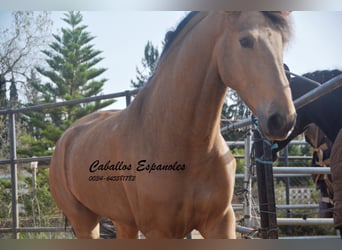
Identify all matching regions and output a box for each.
[267,113,285,136]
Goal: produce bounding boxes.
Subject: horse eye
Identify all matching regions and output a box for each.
[239,37,254,49]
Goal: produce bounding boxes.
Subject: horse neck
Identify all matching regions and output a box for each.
[301,92,342,142]
[131,14,227,149]
[291,74,342,142]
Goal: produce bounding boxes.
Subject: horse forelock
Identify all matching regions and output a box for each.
[261,11,292,44]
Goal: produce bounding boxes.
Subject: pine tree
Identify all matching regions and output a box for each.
[21,11,114,157]
[131,41,159,88]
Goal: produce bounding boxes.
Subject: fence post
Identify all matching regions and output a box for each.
[262,137,278,239]
[9,111,19,239]
[243,128,252,227]
[31,159,38,226]
[253,130,278,239]
[283,145,292,235]
[125,91,132,107]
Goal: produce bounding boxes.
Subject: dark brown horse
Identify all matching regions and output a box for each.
[273,68,342,231]
[275,69,342,146]
[49,12,295,239]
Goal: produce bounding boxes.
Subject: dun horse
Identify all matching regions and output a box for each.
[49,11,296,239]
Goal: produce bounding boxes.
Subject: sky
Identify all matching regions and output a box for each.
[1,11,342,109]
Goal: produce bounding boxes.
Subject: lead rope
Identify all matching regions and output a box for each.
[251,115,278,165]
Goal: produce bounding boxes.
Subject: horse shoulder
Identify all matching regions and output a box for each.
[51,110,122,181]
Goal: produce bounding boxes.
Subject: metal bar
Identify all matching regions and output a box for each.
[279,235,341,239]
[233,204,319,210]
[243,129,252,227]
[236,225,256,235]
[272,166,330,174]
[0,156,52,165]
[293,73,342,110]
[0,89,139,115]
[0,227,72,233]
[275,204,318,209]
[8,112,19,239]
[2,154,298,165]
[227,140,308,147]
[0,145,312,166]
[236,173,313,178]
[226,155,313,160]
[278,155,312,160]
[226,141,246,146]
[276,218,333,226]
[221,117,253,132]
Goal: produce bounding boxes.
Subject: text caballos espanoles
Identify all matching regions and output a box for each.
[89,160,186,173]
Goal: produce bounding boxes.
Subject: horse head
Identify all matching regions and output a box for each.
[216,11,296,140]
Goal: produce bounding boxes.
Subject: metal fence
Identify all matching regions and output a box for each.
[230,136,338,239]
[0,72,341,239]
[0,89,138,239]
[229,73,342,239]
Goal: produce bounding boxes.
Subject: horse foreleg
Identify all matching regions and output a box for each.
[114,222,139,239]
[199,206,236,239]
[50,173,101,238]
[73,220,100,239]
[65,204,101,239]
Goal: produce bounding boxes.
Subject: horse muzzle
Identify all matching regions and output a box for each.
[259,112,296,141]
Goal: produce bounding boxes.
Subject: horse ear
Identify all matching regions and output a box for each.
[267,11,291,17]
[226,11,241,22]
[280,11,291,17]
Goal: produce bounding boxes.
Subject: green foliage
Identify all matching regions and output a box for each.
[231,146,246,197]
[3,12,117,236]
[21,168,59,222]
[0,178,11,219]
[131,41,160,88]
[0,167,66,239]
[20,11,114,157]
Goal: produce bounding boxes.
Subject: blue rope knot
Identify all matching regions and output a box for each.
[251,115,259,127]
[255,156,273,165]
[264,139,278,150]
[271,142,278,150]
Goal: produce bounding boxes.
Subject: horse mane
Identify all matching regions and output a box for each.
[161,11,199,58]
[302,69,342,83]
[290,69,342,99]
[161,11,291,58]
[143,11,291,88]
